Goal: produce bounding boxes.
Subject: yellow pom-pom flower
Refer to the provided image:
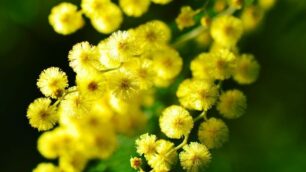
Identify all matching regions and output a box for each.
[81,0,111,17]
[106,30,141,62]
[179,142,211,172]
[210,48,237,80]
[59,150,88,172]
[214,0,227,12]
[233,54,260,84]
[211,15,243,47]
[190,53,214,80]
[82,131,117,159]
[136,133,157,156]
[27,98,57,131]
[151,0,172,5]
[159,105,193,139]
[33,163,59,172]
[147,139,177,172]
[89,2,123,34]
[198,118,229,149]
[58,90,93,120]
[48,2,84,35]
[38,128,78,159]
[122,58,155,89]
[200,16,211,28]
[37,131,61,159]
[259,0,276,10]
[68,41,101,74]
[81,0,123,33]
[175,6,197,30]
[37,67,68,99]
[107,69,141,100]
[217,89,247,119]
[135,20,171,48]
[177,79,218,111]
[230,0,243,9]
[152,45,183,81]
[76,71,106,98]
[119,0,151,17]
[195,30,212,48]
[241,6,264,32]
[130,157,142,170]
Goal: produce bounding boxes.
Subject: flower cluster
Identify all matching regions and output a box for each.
[27,0,275,171]
[49,0,173,35]
[28,20,184,172]
[131,0,274,171]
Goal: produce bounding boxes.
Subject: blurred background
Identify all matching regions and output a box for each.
[0,0,306,171]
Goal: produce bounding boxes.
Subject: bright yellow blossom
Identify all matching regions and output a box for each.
[151,0,172,5]
[82,131,117,159]
[198,118,229,149]
[136,133,157,156]
[230,0,243,9]
[107,69,141,100]
[241,6,264,32]
[58,90,93,119]
[130,157,142,170]
[68,41,101,74]
[159,105,193,139]
[217,89,247,119]
[259,0,276,10]
[210,48,237,80]
[37,67,68,98]
[81,0,111,17]
[106,31,141,62]
[147,139,177,172]
[49,2,84,35]
[76,71,106,98]
[27,98,57,131]
[119,0,151,17]
[152,45,183,82]
[59,150,88,172]
[211,15,243,47]
[122,58,155,89]
[190,53,214,80]
[176,6,197,30]
[177,79,218,111]
[195,30,212,48]
[37,128,78,159]
[33,163,59,172]
[134,20,171,48]
[179,142,211,172]
[214,0,227,12]
[233,54,260,84]
[89,2,123,34]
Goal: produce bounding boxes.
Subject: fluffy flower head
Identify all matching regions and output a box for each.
[177,79,218,111]
[37,67,68,98]
[211,15,243,47]
[179,142,211,172]
[217,89,247,119]
[198,118,229,149]
[27,98,57,131]
[49,2,84,35]
[159,105,193,139]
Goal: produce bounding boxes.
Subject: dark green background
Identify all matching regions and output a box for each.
[0,0,306,171]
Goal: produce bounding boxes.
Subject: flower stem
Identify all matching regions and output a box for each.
[194,110,207,122]
[166,134,189,156]
[99,62,123,73]
[172,26,205,48]
[174,134,189,151]
[52,87,77,108]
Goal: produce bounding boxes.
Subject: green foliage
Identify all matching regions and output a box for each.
[86,136,136,172]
